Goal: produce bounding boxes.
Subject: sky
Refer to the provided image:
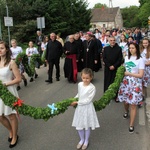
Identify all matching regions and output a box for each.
[87,0,140,8]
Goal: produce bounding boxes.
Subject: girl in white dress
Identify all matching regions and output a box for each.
[26,41,39,82]
[71,68,100,150]
[119,34,128,57]
[10,39,27,90]
[140,38,150,99]
[0,41,21,148]
[41,36,49,67]
[117,43,145,133]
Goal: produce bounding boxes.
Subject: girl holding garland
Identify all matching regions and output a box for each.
[117,42,145,133]
[71,68,100,150]
[0,41,21,148]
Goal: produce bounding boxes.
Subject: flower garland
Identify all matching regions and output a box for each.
[0,66,125,121]
[15,53,43,77]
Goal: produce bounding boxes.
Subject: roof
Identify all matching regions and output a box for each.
[91,7,119,22]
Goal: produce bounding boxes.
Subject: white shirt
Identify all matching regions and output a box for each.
[141,49,150,63]
[10,46,23,59]
[75,82,96,105]
[119,42,128,54]
[26,47,39,56]
[41,42,48,51]
[124,56,145,73]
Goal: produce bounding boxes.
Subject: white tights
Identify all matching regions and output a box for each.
[78,128,91,146]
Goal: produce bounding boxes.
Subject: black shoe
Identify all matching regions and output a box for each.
[73,81,77,84]
[142,95,145,101]
[45,80,52,83]
[56,78,60,81]
[129,126,134,133]
[16,86,21,91]
[123,112,128,119]
[35,74,38,79]
[30,78,34,82]
[138,101,143,108]
[8,137,12,142]
[9,136,19,148]
[115,98,119,103]
[23,79,27,86]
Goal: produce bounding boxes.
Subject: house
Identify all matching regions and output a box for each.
[90,7,123,31]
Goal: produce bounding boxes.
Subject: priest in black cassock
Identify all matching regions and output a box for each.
[63,35,79,83]
[103,36,123,92]
[81,32,98,71]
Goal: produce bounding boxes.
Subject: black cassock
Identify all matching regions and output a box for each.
[103,44,123,92]
[63,41,79,82]
[82,39,98,71]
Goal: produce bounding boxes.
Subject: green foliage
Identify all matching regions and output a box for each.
[1,0,91,42]
[121,6,141,28]
[0,66,125,121]
[93,3,107,9]
[138,1,150,27]
[121,2,150,28]
[139,0,149,7]
[15,53,43,77]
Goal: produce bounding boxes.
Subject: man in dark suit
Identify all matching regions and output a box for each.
[45,33,63,83]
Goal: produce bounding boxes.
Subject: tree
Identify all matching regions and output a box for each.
[139,0,148,7]
[93,3,107,9]
[121,6,141,28]
[1,0,91,43]
[138,1,150,27]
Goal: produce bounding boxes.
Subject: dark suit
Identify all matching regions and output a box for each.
[45,40,63,81]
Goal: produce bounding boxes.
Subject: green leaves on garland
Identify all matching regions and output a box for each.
[15,53,43,77]
[0,66,125,121]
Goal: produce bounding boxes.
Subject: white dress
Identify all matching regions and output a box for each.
[72,82,100,130]
[0,63,18,116]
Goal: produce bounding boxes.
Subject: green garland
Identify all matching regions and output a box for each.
[0,66,125,121]
[15,53,43,77]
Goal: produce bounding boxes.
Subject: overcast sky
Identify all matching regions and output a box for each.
[87,0,140,8]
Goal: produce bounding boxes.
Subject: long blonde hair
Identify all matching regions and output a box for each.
[140,38,150,59]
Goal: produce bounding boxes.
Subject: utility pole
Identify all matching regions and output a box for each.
[0,3,2,40]
[6,4,10,46]
[0,18,2,40]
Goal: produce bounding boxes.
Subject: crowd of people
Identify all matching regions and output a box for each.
[0,26,150,149]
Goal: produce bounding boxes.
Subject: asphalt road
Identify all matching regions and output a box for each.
[0,58,150,150]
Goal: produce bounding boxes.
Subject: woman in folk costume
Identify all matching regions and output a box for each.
[117,42,145,133]
[140,38,150,100]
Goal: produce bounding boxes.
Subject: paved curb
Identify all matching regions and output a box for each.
[146,97,150,125]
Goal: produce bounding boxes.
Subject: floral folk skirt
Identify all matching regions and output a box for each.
[117,76,143,105]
